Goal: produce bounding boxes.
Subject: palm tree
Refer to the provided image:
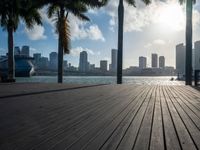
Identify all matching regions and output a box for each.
[179,0,196,85]
[0,0,42,81]
[117,0,151,84]
[46,0,107,83]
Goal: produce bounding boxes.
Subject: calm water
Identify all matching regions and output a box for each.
[16,76,184,85]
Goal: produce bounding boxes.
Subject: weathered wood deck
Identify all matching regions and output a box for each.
[0,83,200,150]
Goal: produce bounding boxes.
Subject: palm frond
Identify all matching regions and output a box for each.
[125,0,136,7]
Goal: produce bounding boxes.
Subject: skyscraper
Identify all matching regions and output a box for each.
[176,43,185,75]
[139,56,147,69]
[111,49,117,72]
[100,60,107,71]
[159,56,165,68]
[152,53,158,68]
[194,41,200,70]
[33,53,41,68]
[14,46,20,55]
[49,52,58,70]
[79,51,88,72]
[21,46,30,56]
[39,57,49,69]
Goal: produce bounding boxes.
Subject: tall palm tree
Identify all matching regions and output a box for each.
[46,0,107,83]
[0,0,42,81]
[117,0,151,84]
[179,0,196,85]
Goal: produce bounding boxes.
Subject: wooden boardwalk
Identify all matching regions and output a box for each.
[0,84,200,150]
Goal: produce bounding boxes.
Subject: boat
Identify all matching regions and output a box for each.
[0,55,35,77]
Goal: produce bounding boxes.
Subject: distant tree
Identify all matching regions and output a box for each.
[0,0,42,81]
[46,0,107,83]
[117,0,151,84]
[179,0,196,85]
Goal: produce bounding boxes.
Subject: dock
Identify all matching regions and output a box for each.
[0,83,200,150]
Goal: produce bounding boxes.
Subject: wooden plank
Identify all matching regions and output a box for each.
[149,85,165,150]
[169,86,200,130]
[29,86,146,150]
[116,86,155,150]
[162,86,196,150]
[160,86,181,150]
[0,85,136,149]
[166,86,200,149]
[132,86,157,150]
[98,86,154,150]
[49,86,149,150]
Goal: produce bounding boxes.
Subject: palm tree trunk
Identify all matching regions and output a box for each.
[185,0,193,85]
[58,7,64,83]
[117,0,124,84]
[7,27,15,81]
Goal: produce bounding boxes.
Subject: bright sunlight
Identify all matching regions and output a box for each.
[155,2,185,31]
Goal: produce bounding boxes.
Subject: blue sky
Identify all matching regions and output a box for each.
[0,0,200,68]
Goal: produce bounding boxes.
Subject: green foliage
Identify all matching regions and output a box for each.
[46,0,107,54]
[0,0,42,32]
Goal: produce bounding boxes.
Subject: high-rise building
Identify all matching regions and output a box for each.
[100,60,107,71]
[63,60,68,71]
[14,46,20,55]
[33,53,41,69]
[176,43,185,75]
[159,56,165,68]
[49,52,58,70]
[79,51,88,72]
[194,41,200,70]
[39,57,49,69]
[152,53,158,68]
[139,56,147,69]
[89,64,95,71]
[111,49,117,72]
[21,46,30,56]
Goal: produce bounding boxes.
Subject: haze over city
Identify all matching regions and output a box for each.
[1,0,200,68]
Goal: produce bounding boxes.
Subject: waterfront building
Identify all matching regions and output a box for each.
[159,56,165,68]
[194,41,200,70]
[100,60,107,71]
[49,52,58,70]
[89,64,95,71]
[21,46,30,57]
[79,51,88,72]
[176,43,185,75]
[14,46,20,55]
[63,60,68,71]
[152,53,158,68]
[139,56,147,69]
[39,57,49,69]
[111,49,117,72]
[33,53,41,68]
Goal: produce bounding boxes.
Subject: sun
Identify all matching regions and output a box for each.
[155,3,185,31]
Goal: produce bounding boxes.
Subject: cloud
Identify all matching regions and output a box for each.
[144,43,152,48]
[153,39,166,45]
[103,0,200,32]
[69,16,105,41]
[70,47,96,56]
[25,25,47,40]
[40,8,105,41]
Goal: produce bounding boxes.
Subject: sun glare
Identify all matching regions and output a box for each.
[155,3,185,31]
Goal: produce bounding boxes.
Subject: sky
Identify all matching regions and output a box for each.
[0,0,200,68]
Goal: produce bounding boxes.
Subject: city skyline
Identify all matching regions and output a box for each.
[6,40,200,71]
[0,0,200,68]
